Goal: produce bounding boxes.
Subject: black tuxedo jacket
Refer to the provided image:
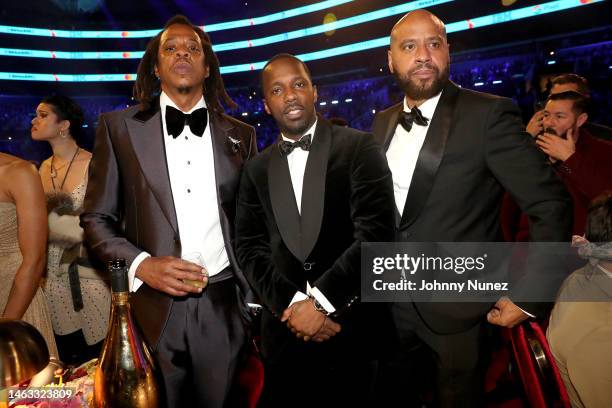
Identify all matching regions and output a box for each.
[372,81,572,333]
[81,100,256,348]
[235,118,395,361]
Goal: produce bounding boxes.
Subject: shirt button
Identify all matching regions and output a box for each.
[185,136,188,140]
[187,160,191,165]
[187,188,191,193]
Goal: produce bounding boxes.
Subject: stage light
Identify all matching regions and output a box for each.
[0,0,602,81]
[345,98,353,102]
[0,0,355,37]
[242,112,249,116]
[492,80,503,84]
[324,13,337,37]
[547,60,556,64]
[474,82,484,86]
[320,102,327,106]
[331,100,339,104]
[0,0,454,53]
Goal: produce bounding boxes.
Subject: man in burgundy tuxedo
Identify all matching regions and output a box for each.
[81,15,256,408]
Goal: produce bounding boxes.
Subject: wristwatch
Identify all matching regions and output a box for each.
[311,297,330,316]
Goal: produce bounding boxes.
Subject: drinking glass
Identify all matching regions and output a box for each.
[182,251,208,288]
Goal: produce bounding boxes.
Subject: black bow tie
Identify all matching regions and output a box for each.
[279,134,312,156]
[165,105,208,138]
[398,106,429,133]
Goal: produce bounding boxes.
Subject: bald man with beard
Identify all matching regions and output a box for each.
[371,10,572,406]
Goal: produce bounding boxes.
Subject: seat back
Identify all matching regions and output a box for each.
[509,321,570,408]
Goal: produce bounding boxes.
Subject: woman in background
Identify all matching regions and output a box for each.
[31,95,110,365]
[0,151,58,357]
[547,192,612,408]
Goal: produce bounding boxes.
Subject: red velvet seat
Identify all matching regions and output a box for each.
[231,338,264,408]
[508,321,570,408]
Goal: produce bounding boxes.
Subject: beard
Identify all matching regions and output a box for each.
[544,126,573,139]
[394,63,450,101]
[177,86,194,94]
[278,116,314,139]
[275,107,316,139]
[544,127,558,136]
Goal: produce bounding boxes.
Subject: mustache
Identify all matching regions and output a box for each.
[283,103,304,114]
[544,127,558,136]
[410,63,438,74]
[173,58,192,66]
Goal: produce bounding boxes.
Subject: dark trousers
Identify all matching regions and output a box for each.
[258,355,377,408]
[376,302,487,408]
[155,275,246,408]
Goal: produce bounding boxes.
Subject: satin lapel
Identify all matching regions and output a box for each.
[400,82,459,229]
[209,112,241,215]
[382,103,403,151]
[300,120,331,260]
[268,141,302,261]
[125,108,179,236]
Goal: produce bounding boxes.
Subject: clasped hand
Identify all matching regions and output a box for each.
[281,298,341,342]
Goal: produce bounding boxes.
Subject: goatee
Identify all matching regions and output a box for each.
[544,127,558,136]
[394,63,450,102]
[177,86,194,94]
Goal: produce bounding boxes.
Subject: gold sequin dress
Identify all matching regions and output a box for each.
[0,201,58,357]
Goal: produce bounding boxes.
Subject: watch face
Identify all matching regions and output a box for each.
[314,299,327,315]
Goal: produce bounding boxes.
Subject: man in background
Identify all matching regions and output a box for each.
[527,73,612,141]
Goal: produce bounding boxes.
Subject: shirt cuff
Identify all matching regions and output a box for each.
[288,291,309,307]
[129,252,150,293]
[307,282,336,314]
[518,306,536,318]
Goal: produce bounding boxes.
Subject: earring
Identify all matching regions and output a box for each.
[59,130,67,138]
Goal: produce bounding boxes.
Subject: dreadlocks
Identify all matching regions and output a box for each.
[133,15,236,112]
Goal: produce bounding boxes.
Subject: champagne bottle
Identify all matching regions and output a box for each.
[94,259,159,408]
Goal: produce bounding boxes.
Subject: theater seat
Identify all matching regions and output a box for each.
[229,337,264,408]
[508,321,570,408]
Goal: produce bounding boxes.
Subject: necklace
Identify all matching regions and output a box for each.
[49,162,68,177]
[51,147,80,192]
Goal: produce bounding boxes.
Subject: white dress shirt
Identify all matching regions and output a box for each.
[128,91,229,292]
[386,92,536,319]
[386,92,442,215]
[282,120,317,215]
[281,120,336,314]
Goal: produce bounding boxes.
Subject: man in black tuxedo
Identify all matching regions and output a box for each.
[371,10,572,406]
[235,54,395,407]
[81,15,256,407]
